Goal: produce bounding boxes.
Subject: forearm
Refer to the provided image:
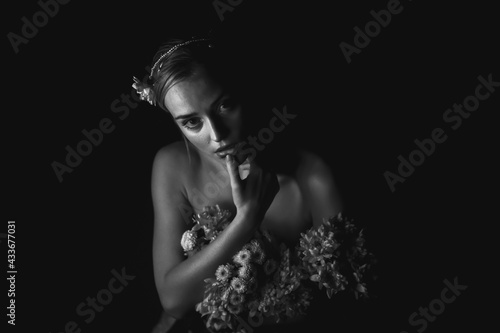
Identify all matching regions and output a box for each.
[158,209,258,318]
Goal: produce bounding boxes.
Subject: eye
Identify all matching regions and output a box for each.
[182,118,202,130]
[218,98,236,114]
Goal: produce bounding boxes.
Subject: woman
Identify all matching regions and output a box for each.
[134,37,343,332]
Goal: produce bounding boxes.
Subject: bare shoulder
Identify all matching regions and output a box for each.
[151,141,190,192]
[295,148,344,225]
[295,149,334,184]
[153,141,189,174]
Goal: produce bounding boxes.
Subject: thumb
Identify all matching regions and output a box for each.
[226,155,242,193]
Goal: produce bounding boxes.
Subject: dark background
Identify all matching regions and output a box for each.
[4,0,498,332]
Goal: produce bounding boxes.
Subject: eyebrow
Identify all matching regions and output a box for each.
[173,92,227,121]
[174,113,196,121]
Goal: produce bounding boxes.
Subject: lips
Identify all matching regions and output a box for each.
[215,142,245,158]
[215,143,237,154]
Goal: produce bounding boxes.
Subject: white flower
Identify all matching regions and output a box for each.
[238,264,252,280]
[229,292,245,305]
[180,230,196,252]
[215,264,233,283]
[253,248,266,264]
[250,239,263,252]
[233,249,252,266]
[245,239,265,264]
[227,302,243,314]
[230,277,248,294]
[132,77,155,105]
[242,243,254,253]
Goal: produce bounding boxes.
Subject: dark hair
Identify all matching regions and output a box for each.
[149,38,235,111]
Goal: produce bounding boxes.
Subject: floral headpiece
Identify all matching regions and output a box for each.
[132,38,211,106]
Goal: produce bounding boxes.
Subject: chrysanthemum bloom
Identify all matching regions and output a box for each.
[263,259,277,275]
[229,292,245,305]
[238,264,252,280]
[252,248,266,264]
[230,277,248,294]
[242,242,254,253]
[215,264,233,283]
[249,240,266,264]
[247,312,264,328]
[233,249,252,266]
[250,239,263,251]
[180,230,197,252]
[227,302,243,314]
[247,300,260,317]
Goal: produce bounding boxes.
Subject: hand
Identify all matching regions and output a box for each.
[225,155,279,223]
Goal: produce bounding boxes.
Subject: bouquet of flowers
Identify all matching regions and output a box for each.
[180,205,233,257]
[180,206,375,332]
[296,213,375,300]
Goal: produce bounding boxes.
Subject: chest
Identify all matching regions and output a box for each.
[185,171,312,244]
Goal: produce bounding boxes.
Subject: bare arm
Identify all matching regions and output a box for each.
[152,148,278,319]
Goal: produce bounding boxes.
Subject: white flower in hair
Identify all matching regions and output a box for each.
[132,76,155,105]
[132,38,212,107]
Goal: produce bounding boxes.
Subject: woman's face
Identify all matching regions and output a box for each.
[164,65,244,163]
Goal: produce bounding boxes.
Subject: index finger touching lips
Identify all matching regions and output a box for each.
[238,157,251,180]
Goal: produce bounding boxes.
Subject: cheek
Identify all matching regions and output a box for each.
[235,113,245,138]
[229,109,244,132]
[181,126,212,148]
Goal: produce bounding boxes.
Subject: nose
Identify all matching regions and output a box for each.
[207,116,229,142]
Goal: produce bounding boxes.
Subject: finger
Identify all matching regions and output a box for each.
[234,143,250,164]
[248,158,262,173]
[239,157,251,169]
[238,166,250,180]
[245,160,263,195]
[238,157,251,180]
[226,154,242,192]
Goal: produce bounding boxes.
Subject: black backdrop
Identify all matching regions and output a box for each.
[4,0,498,332]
